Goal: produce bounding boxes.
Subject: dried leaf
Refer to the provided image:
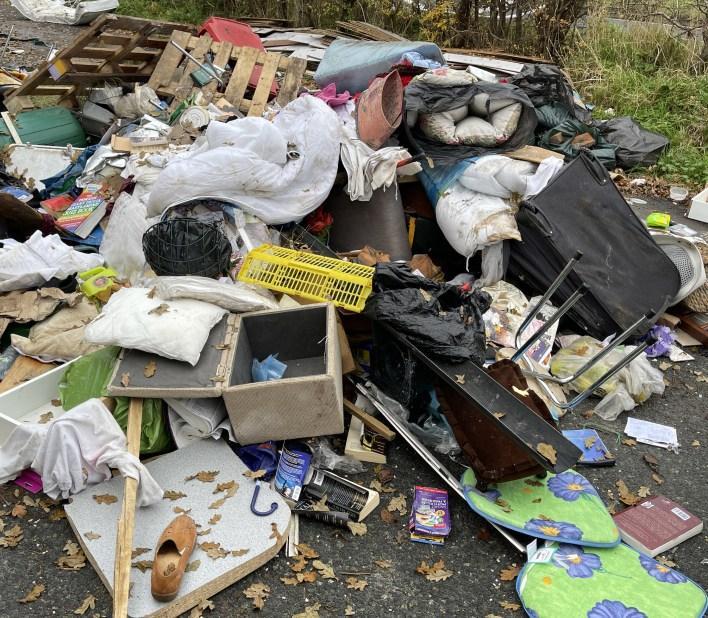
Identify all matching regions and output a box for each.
[643,453,659,467]
[0,523,24,547]
[312,559,337,579]
[344,606,355,615]
[499,564,520,581]
[416,559,453,582]
[148,303,170,316]
[185,560,201,573]
[499,600,521,611]
[292,602,321,618]
[63,540,81,556]
[290,555,307,573]
[269,522,282,543]
[208,514,222,525]
[208,497,226,510]
[189,599,215,618]
[657,555,677,568]
[380,508,398,524]
[49,507,66,521]
[173,506,192,515]
[84,531,101,541]
[120,372,131,387]
[73,595,96,615]
[691,440,700,447]
[213,481,236,494]
[231,548,249,557]
[652,472,665,485]
[476,527,492,542]
[616,479,639,506]
[297,570,318,583]
[196,528,211,537]
[312,494,329,512]
[658,361,673,371]
[374,559,393,569]
[637,486,651,498]
[131,547,151,559]
[346,576,368,591]
[39,411,54,424]
[143,360,157,378]
[243,469,266,479]
[536,442,557,464]
[454,374,466,385]
[281,576,299,585]
[493,412,506,419]
[11,504,27,518]
[387,494,407,515]
[131,560,153,572]
[186,470,219,483]
[347,521,367,536]
[147,287,157,299]
[22,495,37,507]
[164,490,187,501]
[18,583,45,604]
[295,542,319,559]
[495,498,512,513]
[200,541,228,560]
[584,436,597,449]
[93,493,118,505]
[56,550,86,571]
[243,582,270,610]
[622,438,637,447]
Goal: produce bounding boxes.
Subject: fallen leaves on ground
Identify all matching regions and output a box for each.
[11,504,27,518]
[297,570,318,583]
[370,479,396,494]
[208,514,222,525]
[347,521,367,536]
[269,522,283,544]
[499,564,520,581]
[186,470,219,483]
[213,481,237,494]
[0,523,23,548]
[200,541,229,560]
[292,602,321,618]
[17,583,44,603]
[312,494,330,512]
[295,542,319,559]
[476,527,492,542]
[243,469,267,479]
[380,508,398,524]
[131,560,153,573]
[196,528,211,537]
[83,531,101,541]
[231,548,249,557]
[344,606,355,616]
[499,600,521,611]
[189,599,215,618]
[93,493,118,505]
[290,555,307,573]
[692,440,700,447]
[387,494,407,515]
[616,479,639,506]
[56,543,86,571]
[73,595,96,615]
[281,576,299,585]
[416,559,453,582]
[143,360,157,378]
[622,438,637,447]
[536,442,557,465]
[637,486,651,498]
[131,547,151,559]
[185,560,201,573]
[209,497,227,510]
[455,374,466,385]
[652,472,665,485]
[49,507,66,521]
[312,559,337,579]
[346,576,368,590]
[374,559,393,569]
[163,490,187,501]
[243,582,270,610]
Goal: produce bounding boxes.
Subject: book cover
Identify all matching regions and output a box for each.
[562,429,615,466]
[409,486,451,544]
[55,189,107,238]
[613,495,703,557]
[40,193,75,218]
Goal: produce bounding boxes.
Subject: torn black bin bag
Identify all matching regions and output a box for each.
[508,151,681,339]
[403,81,537,165]
[595,116,669,169]
[363,263,491,364]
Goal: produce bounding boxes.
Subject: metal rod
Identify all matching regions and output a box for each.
[511,284,588,362]
[169,40,225,85]
[354,381,528,554]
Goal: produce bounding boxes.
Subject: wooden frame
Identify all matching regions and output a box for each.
[147,31,307,116]
[3,15,194,113]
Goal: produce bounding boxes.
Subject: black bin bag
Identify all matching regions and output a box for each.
[508,152,680,339]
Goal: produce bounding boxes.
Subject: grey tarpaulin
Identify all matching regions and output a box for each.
[595,116,670,169]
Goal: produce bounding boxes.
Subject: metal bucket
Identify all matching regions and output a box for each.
[355,71,403,150]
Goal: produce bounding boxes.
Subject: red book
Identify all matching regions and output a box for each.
[40,194,75,218]
[613,495,703,557]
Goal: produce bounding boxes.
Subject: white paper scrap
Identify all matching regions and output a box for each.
[624,417,679,450]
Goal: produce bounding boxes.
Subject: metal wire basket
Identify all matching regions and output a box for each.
[142,217,232,278]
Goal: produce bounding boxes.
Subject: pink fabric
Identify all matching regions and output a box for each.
[314,83,351,108]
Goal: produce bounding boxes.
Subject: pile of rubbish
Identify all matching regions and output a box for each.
[0,14,706,618]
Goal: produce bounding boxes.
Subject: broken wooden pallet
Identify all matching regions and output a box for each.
[147,31,307,116]
[3,15,193,113]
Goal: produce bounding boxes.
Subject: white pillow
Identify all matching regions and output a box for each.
[84,287,227,365]
[490,102,522,138]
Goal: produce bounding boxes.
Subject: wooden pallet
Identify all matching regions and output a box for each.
[147,31,307,116]
[3,15,194,113]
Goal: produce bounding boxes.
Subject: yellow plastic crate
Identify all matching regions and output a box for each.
[238,244,374,312]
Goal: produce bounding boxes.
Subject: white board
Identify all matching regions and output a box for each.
[65,439,291,618]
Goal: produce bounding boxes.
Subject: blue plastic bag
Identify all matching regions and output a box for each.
[252,354,287,382]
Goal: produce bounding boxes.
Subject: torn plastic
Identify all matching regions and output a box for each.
[252,354,287,382]
[311,436,366,474]
[10,0,118,26]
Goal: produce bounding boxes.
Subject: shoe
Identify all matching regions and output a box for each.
[150,514,197,602]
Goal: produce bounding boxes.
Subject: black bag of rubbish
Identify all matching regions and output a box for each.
[509,63,591,122]
[363,263,491,364]
[403,77,537,164]
[596,116,669,169]
[508,152,681,339]
[538,118,619,168]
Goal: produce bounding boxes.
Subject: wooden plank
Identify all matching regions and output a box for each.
[276,55,306,107]
[60,72,153,84]
[147,29,192,92]
[112,398,143,618]
[98,33,171,48]
[100,24,154,73]
[81,46,162,61]
[0,357,57,394]
[248,51,280,117]
[167,33,213,110]
[71,59,147,72]
[223,45,259,110]
[201,41,232,99]
[343,399,396,441]
[1,112,22,144]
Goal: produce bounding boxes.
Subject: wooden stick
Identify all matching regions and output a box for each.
[113,398,143,618]
[343,399,396,442]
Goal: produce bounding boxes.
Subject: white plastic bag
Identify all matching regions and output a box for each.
[154,275,279,312]
[435,183,521,261]
[146,96,341,224]
[84,287,227,365]
[99,192,148,284]
[455,116,499,146]
[418,112,458,144]
[458,155,535,198]
[469,93,516,116]
[490,102,522,137]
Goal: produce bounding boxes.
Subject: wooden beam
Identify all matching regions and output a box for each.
[343,399,396,442]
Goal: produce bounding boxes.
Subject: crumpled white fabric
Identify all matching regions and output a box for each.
[166,398,235,449]
[524,156,564,197]
[0,399,163,506]
[0,231,103,292]
[147,96,341,224]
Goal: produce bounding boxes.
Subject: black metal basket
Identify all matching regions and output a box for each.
[142,217,231,278]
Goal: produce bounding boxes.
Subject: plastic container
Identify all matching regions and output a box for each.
[356,71,403,150]
[669,186,689,202]
[237,244,374,312]
[688,187,708,223]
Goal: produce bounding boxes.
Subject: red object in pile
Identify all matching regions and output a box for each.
[198,17,278,96]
